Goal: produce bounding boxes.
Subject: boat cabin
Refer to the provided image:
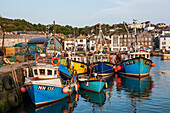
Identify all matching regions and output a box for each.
[128,52,150,59]
[31,65,59,79]
[93,54,110,62]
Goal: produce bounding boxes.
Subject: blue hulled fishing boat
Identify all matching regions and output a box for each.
[24,56,77,107]
[90,24,114,77]
[119,52,155,78]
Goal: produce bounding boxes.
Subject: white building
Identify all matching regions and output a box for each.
[64,35,87,52]
[159,34,170,51]
[75,35,87,52]
[64,38,74,51]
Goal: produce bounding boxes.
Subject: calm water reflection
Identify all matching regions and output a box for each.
[9,57,170,113]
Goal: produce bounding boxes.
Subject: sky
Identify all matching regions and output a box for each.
[1,0,170,27]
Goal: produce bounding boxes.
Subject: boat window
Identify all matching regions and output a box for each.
[135,55,138,58]
[34,69,38,75]
[54,70,57,75]
[39,69,45,75]
[147,54,149,58]
[47,70,52,75]
[74,58,76,60]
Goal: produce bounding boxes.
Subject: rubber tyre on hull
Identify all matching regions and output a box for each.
[7,91,19,108]
[3,75,15,91]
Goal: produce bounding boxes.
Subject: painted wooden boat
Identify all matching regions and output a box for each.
[119,52,155,78]
[161,54,170,60]
[78,76,105,93]
[24,63,76,107]
[89,24,115,77]
[69,60,88,76]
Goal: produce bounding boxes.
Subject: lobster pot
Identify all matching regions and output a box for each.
[0,56,3,64]
[15,55,25,62]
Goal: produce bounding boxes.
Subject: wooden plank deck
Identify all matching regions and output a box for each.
[0,61,35,74]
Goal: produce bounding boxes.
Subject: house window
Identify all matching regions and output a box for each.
[80,39,83,42]
[162,42,166,45]
[50,39,54,44]
[164,38,166,40]
[162,46,166,49]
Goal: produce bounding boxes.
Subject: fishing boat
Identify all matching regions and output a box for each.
[78,75,106,93]
[161,54,170,60]
[89,24,114,77]
[69,60,88,76]
[24,56,77,107]
[119,52,155,77]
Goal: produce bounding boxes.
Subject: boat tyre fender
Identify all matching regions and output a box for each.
[3,58,10,64]
[0,76,3,92]
[51,57,60,66]
[35,56,45,64]
[3,75,15,91]
[7,91,19,108]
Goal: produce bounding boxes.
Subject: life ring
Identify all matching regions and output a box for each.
[35,56,45,64]
[3,75,15,91]
[7,91,19,108]
[51,57,60,66]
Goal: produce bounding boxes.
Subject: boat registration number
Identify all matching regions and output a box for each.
[125,61,135,65]
[37,85,55,91]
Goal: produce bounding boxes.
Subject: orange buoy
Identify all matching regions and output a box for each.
[68,88,72,93]
[150,67,153,69]
[62,87,69,93]
[113,65,116,69]
[151,63,155,67]
[21,87,27,93]
[77,83,80,89]
[116,66,121,71]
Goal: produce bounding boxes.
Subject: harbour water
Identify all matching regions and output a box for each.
[8,56,170,113]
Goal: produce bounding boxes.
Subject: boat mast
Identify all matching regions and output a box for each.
[53,21,56,54]
[99,24,102,53]
[133,19,137,52]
